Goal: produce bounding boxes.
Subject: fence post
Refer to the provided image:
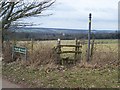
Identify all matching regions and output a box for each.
[77,40,80,55]
[12,46,14,60]
[13,38,16,46]
[12,38,16,60]
[77,40,81,62]
[74,38,78,63]
[31,38,34,55]
[87,13,92,62]
[25,48,27,61]
[57,38,61,52]
[90,34,95,60]
[57,38,61,64]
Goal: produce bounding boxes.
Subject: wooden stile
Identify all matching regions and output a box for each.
[56,38,82,64]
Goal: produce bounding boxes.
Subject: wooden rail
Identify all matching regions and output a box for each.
[59,45,82,47]
[56,38,82,64]
[57,51,82,54]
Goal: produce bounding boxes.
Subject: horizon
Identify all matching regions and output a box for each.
[12,27,118,31]
[15,26,118,31]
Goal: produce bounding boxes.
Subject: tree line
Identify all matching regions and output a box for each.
[6,31,119,41]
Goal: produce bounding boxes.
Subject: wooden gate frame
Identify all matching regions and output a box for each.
[56,38,82,64]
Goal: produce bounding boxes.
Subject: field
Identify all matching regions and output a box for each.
[2,39,119,88]
[17,39,118,62]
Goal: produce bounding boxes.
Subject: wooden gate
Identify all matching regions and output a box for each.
[56,38,82,64]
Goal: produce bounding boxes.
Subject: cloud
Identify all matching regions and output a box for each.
[22,0,119,30]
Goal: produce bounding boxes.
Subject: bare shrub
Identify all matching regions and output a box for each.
[26,44,58,68]
[3,41,13,63]
[89,44,118,68]
[91,51,118,67]
[76,43,118,69]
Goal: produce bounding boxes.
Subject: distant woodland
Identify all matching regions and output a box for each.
[6,30,119,41]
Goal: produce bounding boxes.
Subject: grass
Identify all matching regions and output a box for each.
[2,62,119,88]
[16,39,118,59]
[2,39,119,88]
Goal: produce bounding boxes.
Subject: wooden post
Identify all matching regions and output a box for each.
[77,40,81,63]
[31,38,34,55]
[87,13,92,62]
[90,33,95,60]
[57,38,61,64]
[25,48,27,61]
[12,38,16,60]
[75,38,77,61]
[12,46,14,60]
[57,38,61,52]
[77,40,80,55]
[30,38,34,63]
[13,38,16,46]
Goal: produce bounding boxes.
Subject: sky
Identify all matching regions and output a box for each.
[23,0,119,30]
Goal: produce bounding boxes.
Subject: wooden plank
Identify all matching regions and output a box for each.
[57,51,82,54]
[57,38,61,63]
[60,45,82,47]
[75,38,78,61]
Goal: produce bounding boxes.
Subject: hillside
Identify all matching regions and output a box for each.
[7,27,118,40]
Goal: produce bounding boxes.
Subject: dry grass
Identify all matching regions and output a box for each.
[3,41,13,63]
[2,60,119,88]
[19,42,59,70]
[91,43,118,67]
[76,43,118,68]
[91,51,118,66]
[3,39,118,68]
[2,39,119,88]
[27,44,57,68]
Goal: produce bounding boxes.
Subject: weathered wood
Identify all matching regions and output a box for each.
[57,51,82,54]
[77,40,80,55]
[75,38,78,61]
[77,40,81,62]
[57,38,61,64]
[90,35,95,60]
[87,13,92,62]
[31,38,34,55]
[60,45,82,47]
[56,38,82,64]
[13,38,17,46]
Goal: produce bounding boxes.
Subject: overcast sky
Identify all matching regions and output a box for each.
[23,0,119,30]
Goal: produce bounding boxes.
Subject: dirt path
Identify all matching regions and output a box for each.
[1,56,22,88]
[1,56,21,88]
[2,79,21,88]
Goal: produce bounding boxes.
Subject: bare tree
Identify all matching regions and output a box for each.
[0,0,55,53]
[0,0,55,30]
